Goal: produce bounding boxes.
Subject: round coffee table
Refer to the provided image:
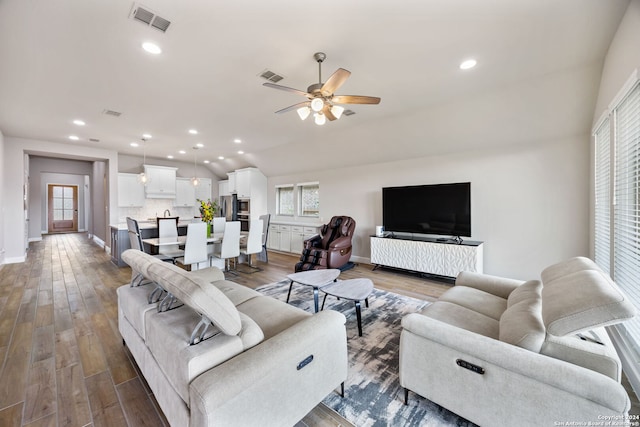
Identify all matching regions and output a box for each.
[286,269,341,313]
[320,278,374,336]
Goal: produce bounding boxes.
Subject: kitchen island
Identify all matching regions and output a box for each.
[109,218,195,267]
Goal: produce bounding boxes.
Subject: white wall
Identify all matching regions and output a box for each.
[269,134,589,280]
[0,129,5,265]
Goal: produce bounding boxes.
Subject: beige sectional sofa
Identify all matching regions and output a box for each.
[118,249,348,427]
[400,257,637,427]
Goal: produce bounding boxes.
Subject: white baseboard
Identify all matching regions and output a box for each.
[350,255,371,265]
[92,235,105,249]
[4,255,26,264]
[28,237,43,243]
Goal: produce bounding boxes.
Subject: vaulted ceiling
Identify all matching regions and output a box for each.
[0,0,629,177]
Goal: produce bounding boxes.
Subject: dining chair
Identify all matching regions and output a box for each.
[239,219,263,271]
[258,213,271,263]
[213,217,226,233]
[210,221,240,273]
[125,217,174,287]
[157,217,185,261]
[175,222,209,271]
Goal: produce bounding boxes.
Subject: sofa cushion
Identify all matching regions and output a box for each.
[420,301,499,339]
[540,256,601,284]
[147,261,242,336]
[507,280,542,307]
[117,285,157,341]
[236,296,311,340]
[499,298,545,352]
[439,286,507,320]
[145,305,264,404]
[212,280,261,306]
[542,269,636,336]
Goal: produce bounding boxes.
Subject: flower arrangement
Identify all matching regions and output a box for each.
[197,198,218,223]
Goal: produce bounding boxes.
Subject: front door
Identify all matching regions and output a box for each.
[48,184,78,233]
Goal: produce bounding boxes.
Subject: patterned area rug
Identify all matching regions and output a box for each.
[256,281,477,427]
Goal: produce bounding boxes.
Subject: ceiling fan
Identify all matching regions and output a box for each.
[263,52,381,125]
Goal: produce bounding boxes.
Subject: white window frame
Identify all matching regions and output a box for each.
[276,184,295,216]
[297,181,320,218]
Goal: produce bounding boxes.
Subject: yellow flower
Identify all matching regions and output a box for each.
[197,198,217,223]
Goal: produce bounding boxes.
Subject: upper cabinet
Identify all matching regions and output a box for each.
[219,180,229,197]
[227,172,237,194]
[235,167,266,199]
[173,178,196,207]
[118,173,145,207]
[144,165,177,198]
[195,178,212,202]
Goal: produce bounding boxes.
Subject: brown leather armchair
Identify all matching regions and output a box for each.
[295,216,356,272]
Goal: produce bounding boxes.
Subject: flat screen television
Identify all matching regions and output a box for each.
[382,182,471,237]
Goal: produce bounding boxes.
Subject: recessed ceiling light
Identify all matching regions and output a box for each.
[196,143,204,148]
[130,142,139,147]
[188,129,198,135]
[237,151,244,155]
[218,156,225,160]
[73,119,85,126]
[459,59,477,70]
[69,135,79,141]
[142,133,152,139]
[234,139,242,144]
[204,160,210,164]
[179,150,186,154]
[142,42,162,55]
[167,155,174,159]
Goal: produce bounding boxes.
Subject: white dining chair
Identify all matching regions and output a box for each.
[240,219,263,271]
[175,222,209,270]
[157,217,184,260]
[213,217,226,233]
[210,221,240,273]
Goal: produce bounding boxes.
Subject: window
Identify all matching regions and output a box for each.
[276,185,295,216]
[593,71,640,358]
[298,182,319,217]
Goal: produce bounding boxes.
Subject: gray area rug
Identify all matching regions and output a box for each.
[256,281,477,427]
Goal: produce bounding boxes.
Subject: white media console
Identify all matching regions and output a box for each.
[370,236,483,278]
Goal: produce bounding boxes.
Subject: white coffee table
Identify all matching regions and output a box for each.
[286,269,341,313]
[320,278,374,336]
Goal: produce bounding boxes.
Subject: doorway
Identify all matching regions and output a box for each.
[47,184,78,233]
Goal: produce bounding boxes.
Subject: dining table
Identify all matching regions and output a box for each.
[142,232,248,248]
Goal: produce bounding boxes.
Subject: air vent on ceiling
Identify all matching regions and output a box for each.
[258,69,284,83]
[130,3,171,32]
[102,109,122,117]
[89,138,100,142]
[343,109,356,116]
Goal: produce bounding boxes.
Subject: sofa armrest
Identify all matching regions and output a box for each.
[401,313,629,412]
[455,271,524,299]
[189,310,348,427]
[327,236,352,250]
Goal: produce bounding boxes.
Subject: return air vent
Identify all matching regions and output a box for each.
[130,3,171,32]
[102,109,122,117]
[343,109,356,116]
[258,69,284,83]
[89,138,100,143]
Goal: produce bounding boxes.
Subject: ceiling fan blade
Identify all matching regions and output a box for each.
[323,105,337,121]
[275,101,310,114]
[263,82,310,97]
[321,68,351,96]
[332,95,381,105]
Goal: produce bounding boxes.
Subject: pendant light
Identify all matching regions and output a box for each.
[191,147,200,186]
[138,137,150,185]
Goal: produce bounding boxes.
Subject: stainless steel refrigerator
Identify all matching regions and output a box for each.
[219,194,237,221]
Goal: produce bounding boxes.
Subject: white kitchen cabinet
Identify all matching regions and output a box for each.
[227,172,236,194]
[235,167,266,199]
[174,178,196,207]
[195,178,212,202]
[117,173,145,207]
[144,165,177,198]
[218,180,229,197]
[267,223,320,254]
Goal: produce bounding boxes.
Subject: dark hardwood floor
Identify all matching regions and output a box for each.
[0,232,451,427]
[1,233,637,426]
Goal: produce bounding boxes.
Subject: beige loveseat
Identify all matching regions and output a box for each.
[400,257,636,427]
[118,249,348,427]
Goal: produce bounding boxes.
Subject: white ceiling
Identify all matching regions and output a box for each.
[0,0,629,178]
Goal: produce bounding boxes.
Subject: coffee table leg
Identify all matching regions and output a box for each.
[286,280,294,303]
[313,286,320,313]
[355,300,363,336]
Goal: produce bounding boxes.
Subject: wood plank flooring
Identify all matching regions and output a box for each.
[1,233,637,426]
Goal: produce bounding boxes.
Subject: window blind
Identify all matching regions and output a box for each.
[612,83,640,350]
[594,118,611,274]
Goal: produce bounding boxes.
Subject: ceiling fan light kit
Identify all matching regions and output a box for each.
[263,52,380,125]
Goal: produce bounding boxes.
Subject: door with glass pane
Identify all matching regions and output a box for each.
[48,184,78,233]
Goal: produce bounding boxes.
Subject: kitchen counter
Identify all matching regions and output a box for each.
[110,218,195,231]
